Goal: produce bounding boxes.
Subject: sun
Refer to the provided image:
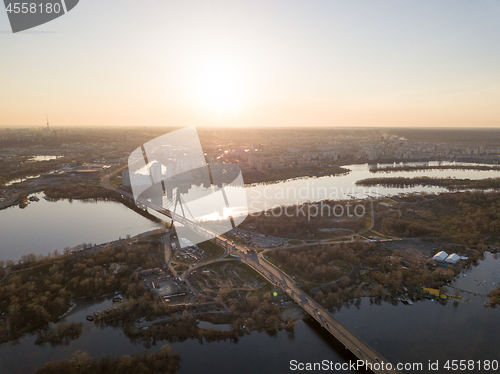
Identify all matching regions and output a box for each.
[193,59,244,115]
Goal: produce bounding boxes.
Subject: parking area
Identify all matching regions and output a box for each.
[170,235,225,264]
[172,243,210,263]
[228,229,284,248]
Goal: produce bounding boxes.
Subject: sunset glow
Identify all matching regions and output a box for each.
[1,0,500,128]
[193,59,244,115]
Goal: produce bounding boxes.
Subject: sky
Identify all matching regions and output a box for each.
[1,0,500,128]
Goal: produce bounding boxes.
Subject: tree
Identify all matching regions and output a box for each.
[8,302,20,317]
[247,296,259,309]
[71,350,93,370]
[439,286,449,295]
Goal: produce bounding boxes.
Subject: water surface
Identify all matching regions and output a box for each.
[0,192,163,262]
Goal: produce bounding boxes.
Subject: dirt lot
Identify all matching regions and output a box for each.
[188,260,267,295]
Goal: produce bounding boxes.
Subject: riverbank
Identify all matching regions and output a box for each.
[242,165,350,185]
[356,176,500,189]
[0,194,19,210]
[369,163,500,173]
[0,184,164,225]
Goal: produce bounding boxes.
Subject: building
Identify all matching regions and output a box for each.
[423,288,440,296]
[122,170,131,187]
[139,268,162,276]
[445,253,460,264]
[179,237,197,249]
[431,251,448,261]
[150,161,162,184]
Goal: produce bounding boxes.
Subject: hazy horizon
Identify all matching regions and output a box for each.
[5,124,500,131]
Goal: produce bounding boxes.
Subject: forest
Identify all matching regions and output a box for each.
[36,344,180,374]
[44,185,120,200]
[356,176,500,190]
[369,164,500,173]
[0,241,161,341]
[43,184,162,222]
[268,243,361,283]
[378,191,500,246]
[242,165,349,185]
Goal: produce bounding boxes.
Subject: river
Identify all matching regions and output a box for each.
[243,161,500,214]
[0,192,163,262]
